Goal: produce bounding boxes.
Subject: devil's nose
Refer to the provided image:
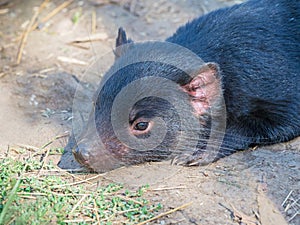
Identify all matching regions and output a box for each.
[72,143,90,165]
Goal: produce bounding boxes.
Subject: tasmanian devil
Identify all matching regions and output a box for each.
[60,0,300,172]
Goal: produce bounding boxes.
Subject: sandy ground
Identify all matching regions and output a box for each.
[0,0,299,224]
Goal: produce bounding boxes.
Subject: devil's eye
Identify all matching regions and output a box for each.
[134,122,149,131]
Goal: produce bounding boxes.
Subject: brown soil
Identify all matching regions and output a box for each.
[0,0,299,224]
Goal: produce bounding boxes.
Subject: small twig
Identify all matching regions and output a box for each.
[282,190,293,207]
[57,56,88,66]
[93,199,101,225]
[56,167,87,173]
[16,0,49,64]
[18,196,37,200]
[35,133,69,155]
[36,169,72,173]
[281,190,300,222]
[136,202,193,225]
[67,42,90,50]
[31,0,74,31]
[19,192,89,197]
[63,219,94,223]
[151,186,187,191]
[116,195,144,206]
[70,194,88,214]
[0,72,6,78]
[52,174,103,188]
[91,10,96,34]
[13,0,72,43]
[38,67,56,74]
[13,134,66,158]
[68,33,108,44]
[17,144,40,152]
[38,147,51,175]
[18,192,47,197]
[288,211,299,222]
[5,145,10,157]
[229,203,258,225]
[0,8,9,15]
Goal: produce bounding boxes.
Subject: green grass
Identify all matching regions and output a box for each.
[0,147,163,225]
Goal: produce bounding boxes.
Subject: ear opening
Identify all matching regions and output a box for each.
[181,62,222,116]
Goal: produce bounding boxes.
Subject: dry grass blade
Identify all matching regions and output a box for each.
[116,195,144,206]
[136,202,193,225]
[51,174,103,188]
[0,159,30,223]
[151,186,187,191]
[63,218,94,223]
[0,8,9,14]
[93,199,101,225]
[16,0,49,64]
[16,144,40,151]
[57,56,88,65]
[1,153,164,223]
[69,33,109,44]
[281,190,300,222]
[92,10,96,34]
[67,42,90,50]
[230,203,258,225]
[0,72,6,78]
[37,147,51,175]
[70,194,88,214]
[31,0,74,31]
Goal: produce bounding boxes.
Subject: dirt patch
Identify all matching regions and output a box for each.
[0,0,299,224]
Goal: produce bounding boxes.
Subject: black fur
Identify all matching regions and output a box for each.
[167,0,300,155]
[63,0,300,172]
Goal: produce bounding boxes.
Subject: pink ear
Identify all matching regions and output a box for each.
[181,63,222,116]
